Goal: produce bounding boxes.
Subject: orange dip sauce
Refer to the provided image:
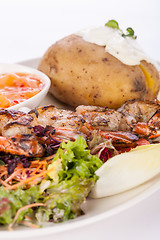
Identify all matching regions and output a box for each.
[0,73,45,108]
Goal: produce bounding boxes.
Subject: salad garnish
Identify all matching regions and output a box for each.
[105,19,137,39]
[105,19,119,29]
[0,136,102,229]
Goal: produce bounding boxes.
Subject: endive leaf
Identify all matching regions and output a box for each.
[91,143,160,198]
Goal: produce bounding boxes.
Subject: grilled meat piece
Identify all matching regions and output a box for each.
[76,105,131,131]
[0,134,44,157]
[117,99,160,123]
[0,100,159,157]
[0,109,33,137]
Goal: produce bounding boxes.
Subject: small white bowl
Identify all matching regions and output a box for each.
[0,63,50,111]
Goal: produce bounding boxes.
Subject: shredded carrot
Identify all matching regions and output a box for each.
[21,168,27,179]
[42,163,46,177]
[5,165,55,190]
[0,154,55,190]
[0,179,12,188]
[25,216,32,221]
[0,166,7,173]
[30,164,42,176]
[0,170,8,178]
[4,168,22,183]
[8,202,46,230]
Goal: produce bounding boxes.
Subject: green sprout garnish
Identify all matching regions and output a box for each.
[105,20,119,29]
[105,20,137,39]
[122,27,137,39]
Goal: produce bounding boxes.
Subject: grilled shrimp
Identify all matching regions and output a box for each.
[76,100,160,132]
[0,99,159,157]
[0,105,85,137]
[0,134,44,157]
[117,100,160,141]
[76,105,130,131]
[0,126,84,157]
[117,99,160,123]
[75,105,140,147]
[29,105,85,130]
[0,106,86,156]
[33,125,85,144]
[133,109,160,141]
[2,100,159,139]
[0,109,33,137]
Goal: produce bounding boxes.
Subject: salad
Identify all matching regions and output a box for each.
[0,136,102,230]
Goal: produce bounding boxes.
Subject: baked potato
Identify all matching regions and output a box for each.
[38,34,160,109]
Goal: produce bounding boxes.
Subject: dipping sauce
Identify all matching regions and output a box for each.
[0,73,45,108]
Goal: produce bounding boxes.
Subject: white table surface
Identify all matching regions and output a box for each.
[0,0,160,239]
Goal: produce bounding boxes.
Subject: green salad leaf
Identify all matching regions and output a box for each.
[37,136,103,223]
[0,186,39,225]
[37,176,96,222]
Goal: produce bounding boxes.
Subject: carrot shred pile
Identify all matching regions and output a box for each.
[0,155,55,190]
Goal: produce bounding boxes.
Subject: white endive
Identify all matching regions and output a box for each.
[91,143,160,198]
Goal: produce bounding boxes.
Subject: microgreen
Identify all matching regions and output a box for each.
[122,27,137,39]
[105,20,119,29]
[105,20,137,39]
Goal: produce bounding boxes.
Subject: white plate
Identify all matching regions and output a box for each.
[1,58,160,240]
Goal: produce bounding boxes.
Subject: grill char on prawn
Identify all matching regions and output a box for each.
[0,99,159,157]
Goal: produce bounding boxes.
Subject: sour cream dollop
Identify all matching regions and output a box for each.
[76,26,151,66]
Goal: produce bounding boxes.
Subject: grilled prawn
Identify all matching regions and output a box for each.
[133,109,160,140]
[0,99,159,157]
[0,105,86,156]
[76,99,160,132]
[117,99,160,123]
[0,109,33,137]
[0,134,44,157]
[0,105,85,137]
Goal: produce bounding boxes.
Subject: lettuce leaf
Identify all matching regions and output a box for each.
[0,186,39,225]
[55,136,102,181]
[38,136,103,223]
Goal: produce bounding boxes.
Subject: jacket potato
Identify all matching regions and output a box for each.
[38,34,160,109]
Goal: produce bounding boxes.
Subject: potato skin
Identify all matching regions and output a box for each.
[38,34,160,109]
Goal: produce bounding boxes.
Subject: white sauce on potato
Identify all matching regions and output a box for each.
[76,26,151,66]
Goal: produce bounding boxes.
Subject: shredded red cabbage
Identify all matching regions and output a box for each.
[2,154,31,175]
[99,148,113,162]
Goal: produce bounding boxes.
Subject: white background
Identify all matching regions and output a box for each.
[0,0,160,63]
[0,0,160,239]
